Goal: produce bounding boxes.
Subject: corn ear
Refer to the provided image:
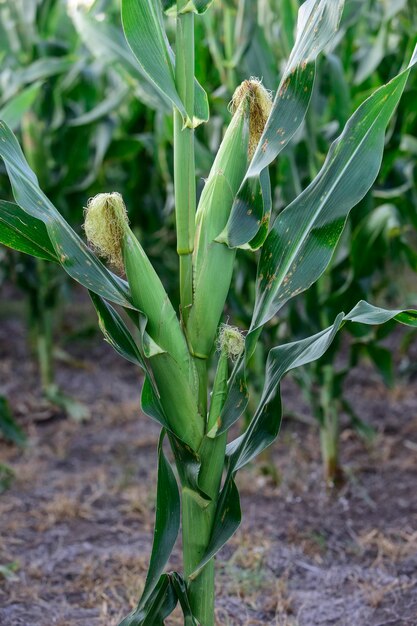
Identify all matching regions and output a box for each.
[187,80,272,359]
[84,193,202,448]
[207,324,244,436]
[123,230,203,449]
[123,231,190,373]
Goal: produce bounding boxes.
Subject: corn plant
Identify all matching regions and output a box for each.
[0,0,159,420]
[1,1,417,623]
[280,0,417,484]
[203,0,417,486]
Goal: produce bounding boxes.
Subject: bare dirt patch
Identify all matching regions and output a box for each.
[1,294,416,625]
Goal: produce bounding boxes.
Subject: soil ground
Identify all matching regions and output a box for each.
[0,290,416,626]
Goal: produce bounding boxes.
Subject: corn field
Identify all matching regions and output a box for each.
[1,1,417,625]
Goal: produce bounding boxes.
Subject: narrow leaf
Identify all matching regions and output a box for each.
[119,575,177,626]
[189,478,241,580]
[344,300,417,327]
[162,0,214,15]
[170,573,200,625]
[0,200,58,262]
[0,82,42,131]
[68,86,130,127]
[0,120,133,308]
[89,292,144,368]
[121,0,209,126]
[0,396,26,447]
[71,10,170,112]
[140,432,181,607]
[251,48,417,332]
[5,57,74,99]
[195,300,417,575]
[229,318,344,473]
[220,0,345,248]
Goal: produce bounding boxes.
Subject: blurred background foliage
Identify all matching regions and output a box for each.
[0,0,416,483]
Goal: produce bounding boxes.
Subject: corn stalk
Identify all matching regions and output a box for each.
[0,1,417,624]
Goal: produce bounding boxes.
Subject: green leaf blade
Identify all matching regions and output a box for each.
[71,10,171,112]
[0,120,133,309]
[197,300,417,577]
[0,200,58,262]
[0,82,42,131]
[121,0,179,108]
[0,397,26,447]
[251,50,417,332]
[88,292,145,368]
[121,0,208,126]
[140,433,181,607]
[162,0,214,15]
[221,0,345,248]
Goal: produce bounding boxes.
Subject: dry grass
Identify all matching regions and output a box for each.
[364,579,416,610]
[1,312,417,625]
[215,530,296,624]
[356,528,417,566]
[31,493,96,530]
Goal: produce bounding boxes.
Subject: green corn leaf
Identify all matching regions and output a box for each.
[0,396,26,447]
[235,303,417,473]
[170,573,200,625]
[0,200,58,263]
[250,47,417,334]
[0,82,42,131]
[343,301,417,326]
[326,53,351,128]
[243,25,277,92]
[162,0,214,15]
[4,57,74,100]
[218,0,345,249]
[229,319,344,473]
[121,0,175,109]
[71,10,170,113]
[168,433,210,505]
[366,344,394,388]
[189,474,241,581]
[280,0,297,53]
[193,300,417,576]
[118,429,201,626]
[119,439,199,626]
[121,0,209,127]
[88,292,144,368]
[119,574,177,626]
[354,23,387,85]
[141,376,173,433]
[68,86,130,127]
[230,0,259,71]
[119,572,198,626]
[139,432,181,609]
[0,120,133,309]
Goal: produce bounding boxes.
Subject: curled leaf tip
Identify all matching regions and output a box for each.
[231,78,273,159]
[84,192,129,272]
[217,324,245,361]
